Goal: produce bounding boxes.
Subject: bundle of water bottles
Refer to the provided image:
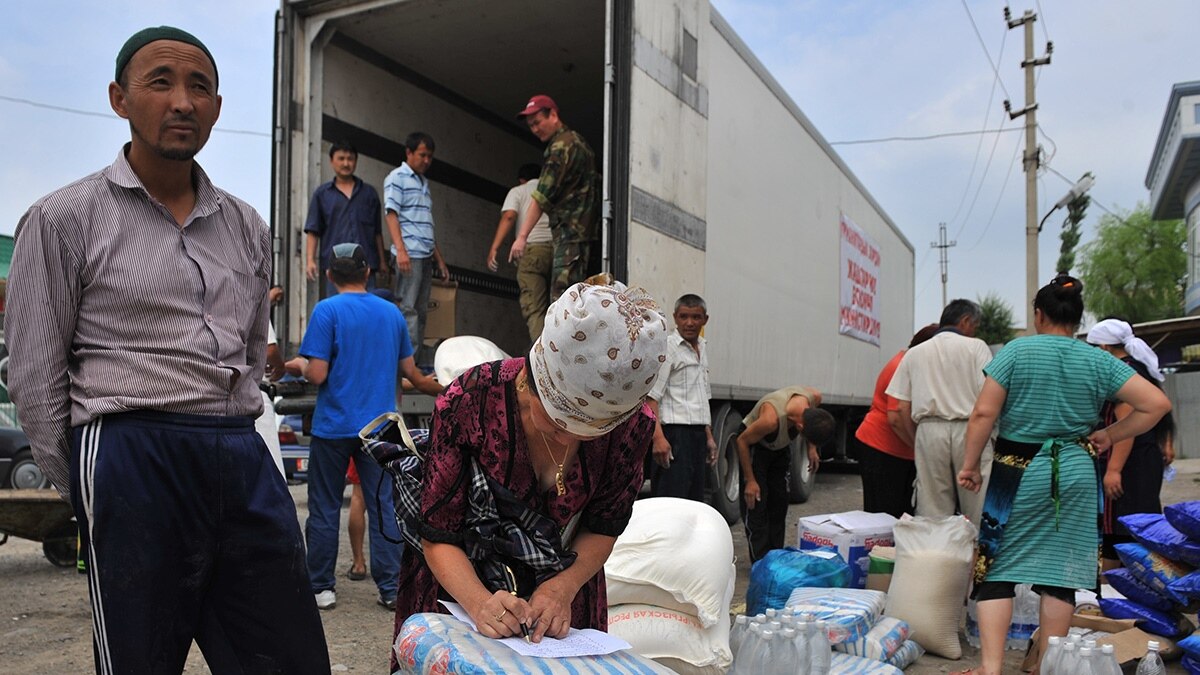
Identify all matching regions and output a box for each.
[728,609,833,675]
[1039,634,1164,675]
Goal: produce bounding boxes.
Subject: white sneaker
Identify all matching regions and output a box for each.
[314,590,336,610]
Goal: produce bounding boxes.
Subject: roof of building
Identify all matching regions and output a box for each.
[1146,81,1200,220]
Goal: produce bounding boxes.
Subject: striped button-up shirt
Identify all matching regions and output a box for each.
[383,162,435,259]
[4,147,272,500]
[648,331,712,426]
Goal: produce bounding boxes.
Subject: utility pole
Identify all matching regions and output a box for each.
[931,222,956,308]
[1004,7,1051,333]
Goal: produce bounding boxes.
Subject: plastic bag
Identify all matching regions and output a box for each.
[832,616,909,661]
[828,652,903,675]
[883,639,925,670]
[1169,569,1200,605]
[786,587,887,645]
[1104,568,1177,612]
[1179,630,1200,660]
[1182,653,1200,675]
[882,515,977,659]
[746,547,851,616]
[1115,542,1195,598]
[1165,501,1200,542]
[1121,513,1200,567]
[1098,598,1194,638]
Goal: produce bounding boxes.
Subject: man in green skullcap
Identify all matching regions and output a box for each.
[5,26,330,674]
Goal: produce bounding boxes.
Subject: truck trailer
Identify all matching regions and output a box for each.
[271,0,915,522]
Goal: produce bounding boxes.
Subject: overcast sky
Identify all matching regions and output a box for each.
[2,1,1197,330]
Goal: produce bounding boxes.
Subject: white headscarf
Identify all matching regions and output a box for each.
[529,279,668,437]
[1086,319,1165,382]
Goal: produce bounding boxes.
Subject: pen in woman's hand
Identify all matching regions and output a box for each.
[503,565,531,642]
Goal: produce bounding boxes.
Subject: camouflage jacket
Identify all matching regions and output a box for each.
[532,125,600,243]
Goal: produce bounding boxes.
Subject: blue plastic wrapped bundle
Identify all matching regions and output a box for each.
[1104,568,1177,612]
[785,587,887,645]
[1121,513,1200,567]
[1114,543,1195,598]
[883,639,925,670]
[1170,570,1200,605]
[832,616,909,661]
[1165,501,1200,541]
[1097,598,1195,639]
[392,613,674,674]
[746,547,851,616]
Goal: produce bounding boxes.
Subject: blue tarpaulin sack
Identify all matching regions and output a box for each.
[1098,598,1194,638]
[746,546,851,615]
[1114,542,1195,598]
[1165,501,1200,542]
[1104,568,1176,612]
[1170,570,1200,605]
[1121,513,1200,567]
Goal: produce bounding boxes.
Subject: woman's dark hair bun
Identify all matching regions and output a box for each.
[1050,274,1082,297]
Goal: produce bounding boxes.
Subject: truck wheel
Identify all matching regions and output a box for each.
[43,538,78,568]
[706,404,742,525]
[788,437,815,503]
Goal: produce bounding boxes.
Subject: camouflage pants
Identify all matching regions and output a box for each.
[517,243,554,341]
[551,239,595,299]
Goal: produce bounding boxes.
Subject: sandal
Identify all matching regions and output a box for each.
[347,566,367,581]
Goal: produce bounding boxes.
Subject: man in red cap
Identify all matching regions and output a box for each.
[508,95,601,298]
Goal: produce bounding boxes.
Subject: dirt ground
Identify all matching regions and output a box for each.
[2,462,1197,673]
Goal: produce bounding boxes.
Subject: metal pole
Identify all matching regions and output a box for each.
[931,222,956,309]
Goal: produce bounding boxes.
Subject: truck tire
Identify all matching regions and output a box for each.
[788,437,815,503]
[10,449,49,490]
[706,404,743,525]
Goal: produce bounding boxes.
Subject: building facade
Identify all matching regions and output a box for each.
[1147,81,1200,315]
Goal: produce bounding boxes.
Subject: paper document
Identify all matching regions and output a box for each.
[439,601,631,658]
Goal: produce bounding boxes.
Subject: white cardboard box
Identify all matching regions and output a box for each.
[796,511,898,589]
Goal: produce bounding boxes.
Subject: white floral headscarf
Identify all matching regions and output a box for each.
[528,279,668,436]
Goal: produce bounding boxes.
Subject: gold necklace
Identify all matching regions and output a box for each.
[538,430,568,497]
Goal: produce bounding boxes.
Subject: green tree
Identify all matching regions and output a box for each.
[976,292,1017,345]
[1056,186,1090,274]
[1077,203,1186,323]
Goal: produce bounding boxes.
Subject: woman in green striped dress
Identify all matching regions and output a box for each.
[954,275,1171,675]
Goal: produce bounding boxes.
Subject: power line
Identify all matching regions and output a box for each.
[960,0,1012,100]
[967,128,1025,251]
[1044,164,1120,218]
[950,116,1011,241]
[944,28,1009,232]
[0,94,270,138]
[829,127,1020,146]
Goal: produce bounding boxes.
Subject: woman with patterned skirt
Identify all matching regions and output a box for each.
[954,275,1171,675]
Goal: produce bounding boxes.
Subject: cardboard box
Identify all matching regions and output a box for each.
[423,280,457,342]
[1019,614,1181,672]
[796,511,897,589]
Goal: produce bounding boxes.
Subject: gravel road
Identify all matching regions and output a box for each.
[3,461,1196,673]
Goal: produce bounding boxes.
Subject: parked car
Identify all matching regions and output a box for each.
[0,426,48,489]
[278,413,309,483]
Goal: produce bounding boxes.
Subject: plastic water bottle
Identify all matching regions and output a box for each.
[731,622,761,675]
[1058,641,1079,674]
[752,629,779,673]
[790,620,812,671]
[775,627,801,675]
[730,615,750,660]
[1099,644,1122,675]
[765,608,779,619]
[807,620,831,675]
[1078,646,1100,675]
[1164,464,1176,482]
[1135,640,1165,675]
[1041,635,1064,675]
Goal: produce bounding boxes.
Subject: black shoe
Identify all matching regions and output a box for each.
[378,595,396,611]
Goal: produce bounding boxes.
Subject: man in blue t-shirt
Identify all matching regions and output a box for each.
[296,242,442,611]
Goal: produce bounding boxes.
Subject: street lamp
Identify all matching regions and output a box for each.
[1039,173,1095,234]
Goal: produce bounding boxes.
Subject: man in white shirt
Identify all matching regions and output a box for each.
[487,163,552,340]
[648,294,717,501]
[886,299,994,525]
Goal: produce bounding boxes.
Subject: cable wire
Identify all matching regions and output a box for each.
[945,26,1009,232]
[0,94,270,137]
[960,0,1011,100]
[829,127,1019,146]
[966,128,1024,251]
